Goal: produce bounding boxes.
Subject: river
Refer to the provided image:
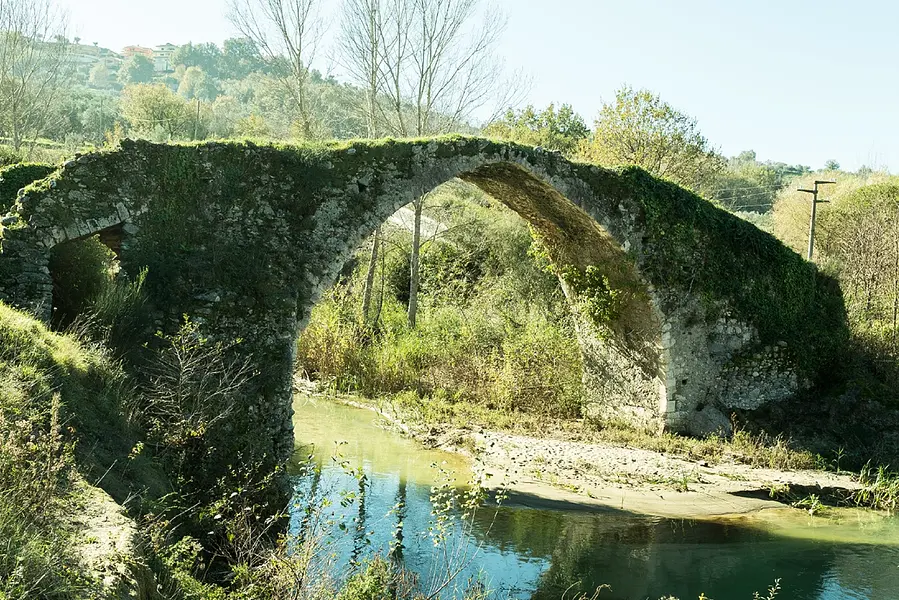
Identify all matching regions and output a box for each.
[289,395,899,600]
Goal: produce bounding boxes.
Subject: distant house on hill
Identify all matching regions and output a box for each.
[122,45,154,60]
[153,43,178,73]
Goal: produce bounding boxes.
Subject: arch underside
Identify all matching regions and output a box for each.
[0,137,833,467]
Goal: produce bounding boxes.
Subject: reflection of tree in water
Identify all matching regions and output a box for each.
[390,478,408,564]
[525,515,841,600]
[351,472,369,565]
[471,506,855,600]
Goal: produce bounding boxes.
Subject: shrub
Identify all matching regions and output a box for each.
[49,236,118,329]
[297,189,584,421]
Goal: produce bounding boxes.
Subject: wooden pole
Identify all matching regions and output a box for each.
[797,180,836,261]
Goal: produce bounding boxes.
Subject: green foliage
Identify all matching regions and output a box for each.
[852,463,899,512]
[78,268,150,354]
[173,42,224,79]
[118,53,156,85]
[485,103,589,156]
[579,86,725,192]
[0,162,54,212]
[336,557,396,600]
[708,150,809,213]
[48,236,117,329]
[134,319,255,496]
[121,83,198,140]
[590,165,848,377]
[560,265,623,334]
[814,183,899,394]
[0,302,136,597]
[0,146,24,168]
[297,189,583,420]
[177,66,219,101]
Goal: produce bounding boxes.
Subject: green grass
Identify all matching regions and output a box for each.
[0,302,112,597]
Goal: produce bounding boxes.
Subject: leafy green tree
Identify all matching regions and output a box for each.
[88,62,111,88]
[118,54,155,85]
[121,83,194,140]
[172,42,223,78]
[825,159,841,171]
[711,151,811,212]
[220,37,266,80]
[579,86,725,191]
[484,103,589,156]
[177,66,218,101]
[43,87,121,143]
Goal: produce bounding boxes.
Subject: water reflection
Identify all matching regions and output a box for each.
[291,396,899,599]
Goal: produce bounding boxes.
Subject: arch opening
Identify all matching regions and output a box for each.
[300,161,668,433]
[48,224,126,331]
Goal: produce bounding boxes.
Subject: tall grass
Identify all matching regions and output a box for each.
[0,305,102,598]
[298,285,584,421]
[298,186,584,422]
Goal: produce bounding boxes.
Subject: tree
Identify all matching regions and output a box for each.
[120,83,194,140]
[824,159,841,171]
[88,61,111,88]
[227,0,324,140]
[0,0,73,151]
[709,151,811,213]
[484,103,589,156]
[118,54,155,85]
[579,86,725,192]
[171,42,223,78]
[177,66,218,101]
[817,184,899,372]
[221,37,266,79]
[341,0,512,326]
[337,0,384,138]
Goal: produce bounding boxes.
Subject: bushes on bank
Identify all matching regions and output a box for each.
[297,186,584,421]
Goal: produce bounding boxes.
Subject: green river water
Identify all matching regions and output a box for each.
[288,395,899,600]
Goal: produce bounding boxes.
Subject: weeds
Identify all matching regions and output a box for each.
[851,462,899,511]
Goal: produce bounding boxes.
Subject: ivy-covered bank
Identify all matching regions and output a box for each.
[0,136,848,477]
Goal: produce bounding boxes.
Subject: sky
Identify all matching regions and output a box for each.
[58,0,899,171]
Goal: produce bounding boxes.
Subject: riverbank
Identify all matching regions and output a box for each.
[295,380,865,519]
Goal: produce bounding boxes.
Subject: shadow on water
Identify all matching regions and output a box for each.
[290,395,899,600]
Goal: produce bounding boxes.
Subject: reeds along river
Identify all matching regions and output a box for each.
[289,395,899,600]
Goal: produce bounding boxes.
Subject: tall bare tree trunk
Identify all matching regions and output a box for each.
[407,196,423,328]
[361,226,380,321]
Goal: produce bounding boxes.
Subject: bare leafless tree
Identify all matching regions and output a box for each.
[337,0,524,327]
[336,0,385,138]
[228,0,325,139]
[0,0,72,152]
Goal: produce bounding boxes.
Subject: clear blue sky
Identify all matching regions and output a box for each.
[59,0,898,171]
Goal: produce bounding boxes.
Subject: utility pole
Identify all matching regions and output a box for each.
[193,98,200,141]
[797,180,836,260]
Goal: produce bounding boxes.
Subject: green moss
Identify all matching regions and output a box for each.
[610,166,847,376]
[0,162,55,213]
[561,265,624,335]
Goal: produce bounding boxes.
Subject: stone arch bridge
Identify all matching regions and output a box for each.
[0,137,846,465]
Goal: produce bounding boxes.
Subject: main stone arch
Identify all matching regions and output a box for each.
[0,137,847,467]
